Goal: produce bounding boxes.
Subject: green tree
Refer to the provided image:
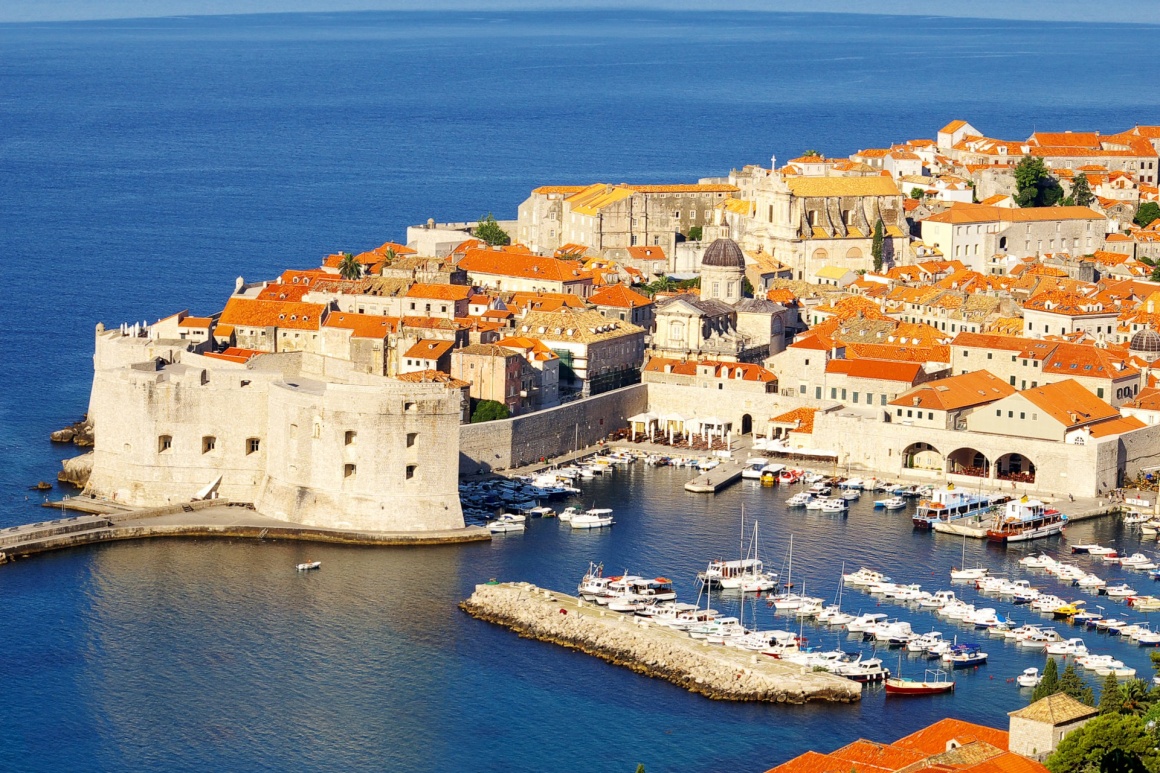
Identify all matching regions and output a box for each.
[1100,748,1149,773]
[1058,661,1095,706]
[910,187,925,200]
[1135,201,1160,228]
[1046,714,1157,773]
[635,766,646,773]
[1014,155,1064,208]
[471,400,510,423]
[1150,265,1160,283]
[1032,658,1060,702]
[1098,672,1121,714]
[802,149,820,158]
[336,252,363,280]
[687,226,703,241]
[1070,173,1095,208]
[474,214,510,246]
[742,277,754,297]
[871,218,885,273]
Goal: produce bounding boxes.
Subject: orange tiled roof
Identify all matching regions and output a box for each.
[219,298,326,331]
[825,358,923,383]
[460,249,590,283]
[403,338,456,360]
[588,284,653,309]
[627,245,667,261]
[1088,415,1146,438]
[922,203,1105,225]
[890,369,1015,410]
[892,718,1008,755]
[829,740,927,772]
[322,312,400,338]
[405,283,473,302]
[394,369,469,388]
[178,316,213,329]
[769,407,818,434]
[203,347,265,364]
[1019,379,1119,428]
[643,357,776,383]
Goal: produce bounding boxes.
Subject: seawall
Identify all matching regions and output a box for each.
[458,384,648,474]
[460,582,861,704]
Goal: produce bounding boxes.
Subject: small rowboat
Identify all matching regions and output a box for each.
[296,561,321,571]
[885,668,955,696]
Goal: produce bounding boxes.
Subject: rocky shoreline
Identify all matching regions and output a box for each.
[460,582,861,704]
[51,416,95,488]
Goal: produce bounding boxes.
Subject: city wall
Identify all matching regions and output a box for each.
[459,384,647,473]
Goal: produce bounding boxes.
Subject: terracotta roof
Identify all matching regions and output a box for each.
[829,740,926,771]
[626,245,667,261]
[1088,415,1146,438]
[455,343,520,358]
[588,284,653,309]
[1125,386,1160,411]
[405,283,472,302]
[923,203,1105,224]
[518,307,645,344]
[219,298,326,331]
[203,347,265,364]
[786,177,901,198]
[643,357,776,382]
[1018,379,1120,428]
[494,335,558,361]
[460,250,590,283]
[403,339,456,360]
[1041,342,1137,379]
[1008,692,1098,725]
[178,316,213,329]
[939,119,971,134]
[825,358,923,383]
[393,369,469,388]
[322,312,400,338]
[764,750,892,773]
[960,752,1049,773]
[214,324,234,337]
[892,718,1008,755]
[531,185,590,196]
[890,369,1015,410]
[769,407,818,434]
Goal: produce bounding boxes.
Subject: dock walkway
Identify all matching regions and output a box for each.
[461,582,860,704]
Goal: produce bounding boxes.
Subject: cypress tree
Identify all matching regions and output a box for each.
[871,219,885,273]
[1098,672,1121,714]
[1033,658,1060,702]
[1059,661,1094,706]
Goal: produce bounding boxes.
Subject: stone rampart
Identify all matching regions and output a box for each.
[459,384,647,473]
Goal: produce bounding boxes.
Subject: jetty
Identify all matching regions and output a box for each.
[0,499,489,565]
[683,459,745,493]
[460,582,861,704]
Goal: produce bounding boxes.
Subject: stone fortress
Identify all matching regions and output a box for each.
[83,321,466,533]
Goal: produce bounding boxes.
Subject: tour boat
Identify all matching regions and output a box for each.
[875,496,907,511]
[885,668,955,696]
[1016,668,1042,688]
[913,486,1005,530]
[570,508,614,529]
[699,558,766,587]
[987,497,1067,543]
[296,561,321,571]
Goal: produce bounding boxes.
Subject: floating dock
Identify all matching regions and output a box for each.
[683,460,744,493]
[460,582,861,704]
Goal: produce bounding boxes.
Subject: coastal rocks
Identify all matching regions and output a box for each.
[51,416,94,447]
[58,452,94,488]
[460,582,861,705]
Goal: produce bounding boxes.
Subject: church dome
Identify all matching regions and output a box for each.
[1130,329,1160,358]
[701,238,745,269]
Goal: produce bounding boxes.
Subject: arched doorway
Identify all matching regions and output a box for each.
[741,414,753,435]
[947,447,989,478]
[996,452,1035,484]
[902,442,943,471]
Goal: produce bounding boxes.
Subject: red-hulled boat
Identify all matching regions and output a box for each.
[884,668,955,696]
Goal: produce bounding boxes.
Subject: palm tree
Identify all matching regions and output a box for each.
[384,247,397,263]
[337,252,362,280]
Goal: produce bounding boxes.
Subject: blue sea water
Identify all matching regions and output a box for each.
[3,10,1160,772]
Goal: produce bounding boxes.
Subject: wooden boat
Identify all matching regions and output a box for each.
[296,561,321,571]
[885,668,955,696]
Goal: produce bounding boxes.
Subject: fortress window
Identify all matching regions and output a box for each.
[406,464,417,480]
[158,435,173,453]
[405,402,416,413]
[241,380,251,387]
[202,436,216,453]
[247,437,261,455]
[344,464,356,479]
[406,432,417,448]
[345,430,357,446]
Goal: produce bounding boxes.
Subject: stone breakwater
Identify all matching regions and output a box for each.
[460,582,861,704]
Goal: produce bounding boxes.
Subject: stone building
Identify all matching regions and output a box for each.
[515,307,646,396]
[449,343,538,416]
[84,324,465,533]
[1007,693,1097,761]
[516,182,739,256]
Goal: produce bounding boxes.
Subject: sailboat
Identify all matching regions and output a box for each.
[702,505,778,592]
[818,562,854,626]
[884,651,956,696]
[771,535,808,610]
[949,535,988,580]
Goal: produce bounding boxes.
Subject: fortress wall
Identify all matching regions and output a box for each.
[256,379,464,532]
[459,384,647,473]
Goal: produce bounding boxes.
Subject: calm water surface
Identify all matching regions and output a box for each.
[4,10,1160,772]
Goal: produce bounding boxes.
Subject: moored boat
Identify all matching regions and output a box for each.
[296,560,321,571]
[987,497,1067,543]
[885,668,955,696]
[913,485,1006,530]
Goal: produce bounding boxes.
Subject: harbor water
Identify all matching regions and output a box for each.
[4,9,1160,772]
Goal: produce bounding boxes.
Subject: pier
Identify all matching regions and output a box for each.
[460,582,861,704]
[0,499,489,565]
[683,459,745,493]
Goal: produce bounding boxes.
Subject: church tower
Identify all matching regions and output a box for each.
[700,238,746,306]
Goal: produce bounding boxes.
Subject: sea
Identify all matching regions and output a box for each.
[3,10,1160,772]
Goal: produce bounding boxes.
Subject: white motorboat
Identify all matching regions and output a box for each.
[950,567,988,581]
[1124,509,1151,525]
[805,497,827,511]
[528,506,556,518]
[296,561,321,571]
[919,590,955,609]
[1104,583,1137,598]
[741,458,769,479]
[1020,554,1055,569]
[807,482,832,496]
[577,563,612,600]
[834,656,890,683]
[786,492,813,507]
[842,567,890,587]
[1016,667,1041,688]
[1075,574,1106,589]
[846,612,888,632]
[839,478,864,490]
[487,519,526,533]
[908,631,944,653]
[1092,664,1137,678]
[1045,637,1088,656]
[841,489,861,501]
[820,497,849,514]
[558,506,581,522]
[570,508,614,529]
[877,496,907,511]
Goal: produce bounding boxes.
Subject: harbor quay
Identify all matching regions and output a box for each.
[460,581,861,704]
